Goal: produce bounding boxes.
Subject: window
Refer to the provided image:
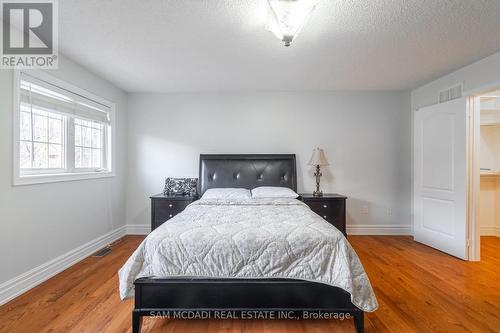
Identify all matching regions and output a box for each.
[74,119,104,169]
[20,106,65,170]
[14,71,115,185]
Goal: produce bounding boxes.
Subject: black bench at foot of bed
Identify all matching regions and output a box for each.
[132,278,364,333]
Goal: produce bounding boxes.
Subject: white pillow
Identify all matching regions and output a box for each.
[251,186,298,199]
[201,188,251,200]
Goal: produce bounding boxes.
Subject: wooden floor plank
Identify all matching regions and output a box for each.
[0,235,499,333]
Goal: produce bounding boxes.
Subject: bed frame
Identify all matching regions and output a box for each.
[132,154,365,333]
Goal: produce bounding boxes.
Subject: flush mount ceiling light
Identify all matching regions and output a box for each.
[266,0,319,47]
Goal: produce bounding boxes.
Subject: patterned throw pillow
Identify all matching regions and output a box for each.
[163,178,198,196]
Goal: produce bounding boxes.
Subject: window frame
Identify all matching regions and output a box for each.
[13,70,116,186]
[72,118,107,171]
[19,108,67,173]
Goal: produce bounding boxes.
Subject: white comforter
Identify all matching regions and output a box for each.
[118,198,378,312]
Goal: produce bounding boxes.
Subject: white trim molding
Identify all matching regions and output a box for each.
[480,226,500,237]
[126,224,150,235]
[13,171,115,186]
[347,224,412,235]
[0,226,125,306]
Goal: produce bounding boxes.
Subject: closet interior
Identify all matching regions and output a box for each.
[480,90,500,236]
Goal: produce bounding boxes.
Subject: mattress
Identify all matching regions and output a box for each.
[118,198,378,312]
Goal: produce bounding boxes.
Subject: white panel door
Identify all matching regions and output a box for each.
[414,97,468,259]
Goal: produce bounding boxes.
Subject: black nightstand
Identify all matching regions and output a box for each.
[150,194,198,231]
[299,193,347,236]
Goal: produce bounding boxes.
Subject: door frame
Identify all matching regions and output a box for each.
[467,86,500,261]
[467,96,481,261]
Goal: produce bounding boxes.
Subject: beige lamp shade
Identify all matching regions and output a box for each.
[308,148,329,166]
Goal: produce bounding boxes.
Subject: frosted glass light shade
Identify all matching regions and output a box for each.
[266,0,319,47]
[308,148,329,166]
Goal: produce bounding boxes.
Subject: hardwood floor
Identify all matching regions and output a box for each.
[0,235,499,333]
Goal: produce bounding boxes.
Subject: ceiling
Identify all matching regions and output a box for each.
[59,0,500,93]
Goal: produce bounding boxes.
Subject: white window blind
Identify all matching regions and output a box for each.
[20,73,111,124]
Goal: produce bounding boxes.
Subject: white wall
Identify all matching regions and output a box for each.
[412,51,500,110]
[479,125,500,234]
[0,55,128,285]
[480,125,500,172]
[126,92,411,233]
[479,177,499,231]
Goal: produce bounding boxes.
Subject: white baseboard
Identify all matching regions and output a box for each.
[347,224,412,235]
[126,224,150,235]
[356,225,500,237]
[0,222,411,306]
[125,224,415,236]
[480,226,500,236]
[0,226,126,306]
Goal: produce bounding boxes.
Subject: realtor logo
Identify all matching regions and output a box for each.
[1,0,58,68]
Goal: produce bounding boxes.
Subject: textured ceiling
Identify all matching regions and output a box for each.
[59,0,500,92]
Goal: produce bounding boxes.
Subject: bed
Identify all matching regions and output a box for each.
[119,154,377,333]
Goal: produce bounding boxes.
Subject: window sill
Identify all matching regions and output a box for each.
[13,171,115,186]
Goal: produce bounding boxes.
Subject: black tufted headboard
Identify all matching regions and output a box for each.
[199,154,297,195]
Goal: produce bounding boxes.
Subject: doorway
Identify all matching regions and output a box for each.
[477,90,500,240]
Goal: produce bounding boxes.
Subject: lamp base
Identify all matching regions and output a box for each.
[313,165,323,197]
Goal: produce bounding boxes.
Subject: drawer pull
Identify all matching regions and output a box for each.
[169,214,173,218]
[168,204,173,208]
[323,215,327,219]
[323,204,328,208]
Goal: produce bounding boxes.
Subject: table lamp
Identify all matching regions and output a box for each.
[308,148,329,197]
